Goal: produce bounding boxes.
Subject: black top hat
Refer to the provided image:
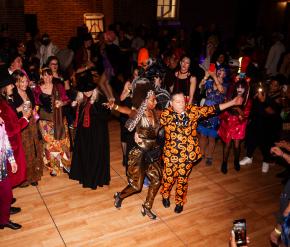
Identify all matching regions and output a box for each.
[0,69,14,89]
[76,70,97,92]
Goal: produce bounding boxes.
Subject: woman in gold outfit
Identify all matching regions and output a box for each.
[106,78,163,220]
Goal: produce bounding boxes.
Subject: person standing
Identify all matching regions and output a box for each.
[170,56,197,104]
[0,71,29,188]
[0,123,21,230]
[69,80,110,189]
[34,68,71,176]
[11,70,43,186]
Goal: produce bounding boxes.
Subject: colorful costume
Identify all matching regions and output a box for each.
[218,100,252,143]
[160,104,219,205]
[34,83,71,175]
[119,107,163,212]
[197,79,225,138]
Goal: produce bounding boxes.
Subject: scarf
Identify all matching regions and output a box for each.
[125,90,154,132]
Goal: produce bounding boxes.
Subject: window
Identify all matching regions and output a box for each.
[157,0,179,19]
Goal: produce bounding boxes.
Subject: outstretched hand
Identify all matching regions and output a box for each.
[232,96,243,106]
[271,146,283,157]
[102,101,115,110]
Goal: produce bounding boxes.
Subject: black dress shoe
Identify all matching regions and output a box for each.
[162,198,170,208]
[0,220,22,230]
[31,182,38,186]
[174,204,183,213]
[11,198,16,205]
[10,207,21,215]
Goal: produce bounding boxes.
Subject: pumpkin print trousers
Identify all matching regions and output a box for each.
[161,162,193,206]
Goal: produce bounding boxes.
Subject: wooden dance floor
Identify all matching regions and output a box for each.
[0,120,284,246]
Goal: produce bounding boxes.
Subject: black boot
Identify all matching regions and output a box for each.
[234,147,241,172]
[162,198,170,208]
[234,159,240,171]
[174,204,183,213]
[221,161,228,174]
[141,204,157,220]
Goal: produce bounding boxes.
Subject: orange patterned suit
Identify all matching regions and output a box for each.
[160,104,219,205]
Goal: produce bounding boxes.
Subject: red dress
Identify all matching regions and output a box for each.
[218,100,252,143]
[0,98,28,187]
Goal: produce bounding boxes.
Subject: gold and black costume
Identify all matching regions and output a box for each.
[117,111,163,213]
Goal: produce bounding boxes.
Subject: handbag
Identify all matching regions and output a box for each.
[144,146,162,164]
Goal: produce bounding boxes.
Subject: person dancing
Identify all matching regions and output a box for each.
[105,79,163,220]
[160,92,243,213]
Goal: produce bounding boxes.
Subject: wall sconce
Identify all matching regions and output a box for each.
[84,13,104,40]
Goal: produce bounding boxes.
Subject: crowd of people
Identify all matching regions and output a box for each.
[0,22,290,246]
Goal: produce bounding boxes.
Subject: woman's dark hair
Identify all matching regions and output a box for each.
[11,69,26,83]
[232,78,249,106]
[39,68,53,85]
[132,78,154,108]
[46,56,60,67]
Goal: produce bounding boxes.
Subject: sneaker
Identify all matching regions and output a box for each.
[239,157,253,166]
[262,162,270,173]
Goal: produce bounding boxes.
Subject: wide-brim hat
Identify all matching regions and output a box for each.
[76,71,97,92]
[0,69,14,89]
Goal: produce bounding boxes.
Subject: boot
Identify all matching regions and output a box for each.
[234,147,241,171]
[221,161,228,174]
[234,159,240,171]
[141,204,157,220]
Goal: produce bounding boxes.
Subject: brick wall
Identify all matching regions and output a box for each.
[0,0,25,40]
[24,0,104,48]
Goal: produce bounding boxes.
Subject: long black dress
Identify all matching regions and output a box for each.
[69,96,110,189]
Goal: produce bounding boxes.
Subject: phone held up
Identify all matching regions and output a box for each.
[209,63,216,73]
[233,219,247,246]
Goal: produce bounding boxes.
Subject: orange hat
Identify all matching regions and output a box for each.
[138,48,149,67]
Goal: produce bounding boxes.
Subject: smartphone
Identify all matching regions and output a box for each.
[233,219,247,246]
[209,63,216,72]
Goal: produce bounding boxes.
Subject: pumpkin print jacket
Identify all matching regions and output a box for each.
[160,104,219,165]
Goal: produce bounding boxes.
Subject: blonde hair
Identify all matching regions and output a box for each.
[72,88,99,106]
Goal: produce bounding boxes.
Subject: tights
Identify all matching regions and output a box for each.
[222,139,241,164]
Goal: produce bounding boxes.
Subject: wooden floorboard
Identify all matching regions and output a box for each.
[0,120,284,246]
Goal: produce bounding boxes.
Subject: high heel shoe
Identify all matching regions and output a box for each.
[141,204,157,220]
[113,192,123,209]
